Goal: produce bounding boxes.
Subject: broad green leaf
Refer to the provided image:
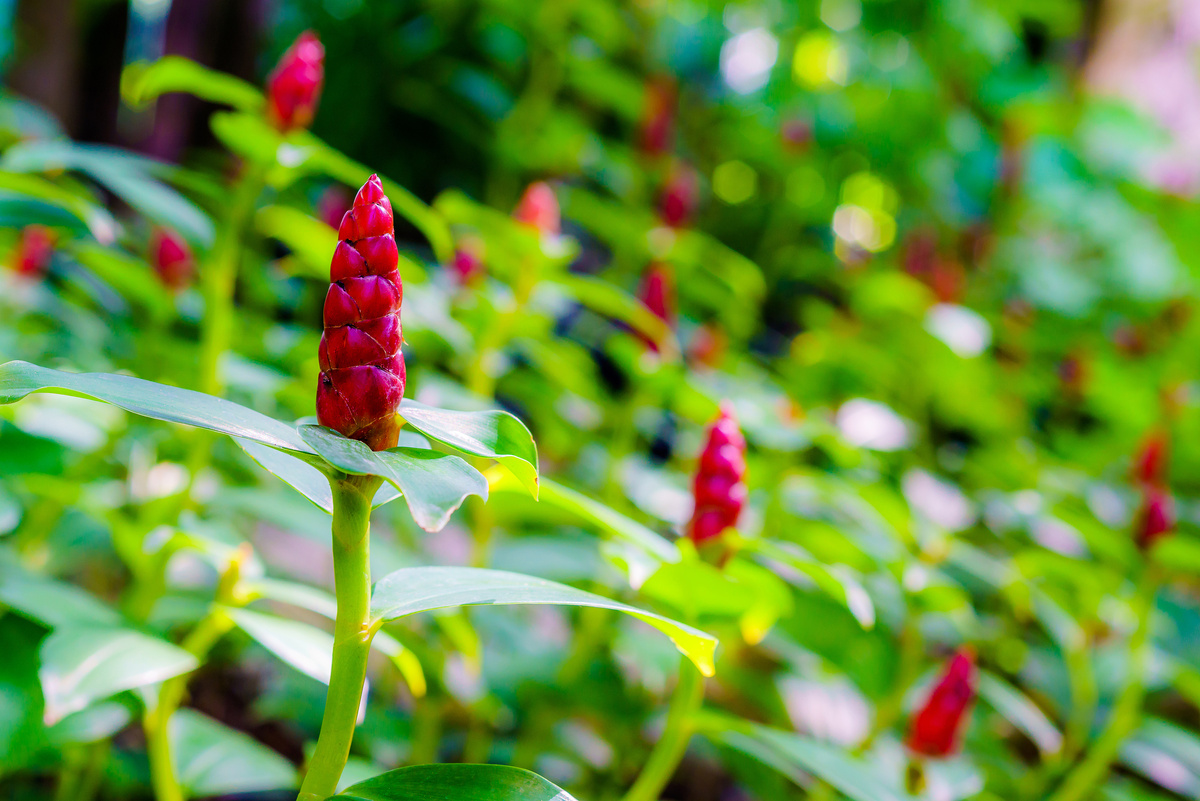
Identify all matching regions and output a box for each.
[333,763,577,801]
[977,671,1062,757]
[1120,717,1200,799]
[0,361,314,455]
[247,577,425,696]
[122,56,264,112]
[400,399,539,498]
[487,468,678,562]
[39,626,198,723]
[256,204,338,278]
[696,713,914,801]
[171,709,296,796]
[2,141,214,246]
[234,438,403,514]
[47,699,134,745]
[299,425,487,532]
[224,607,337,685]
[0,555,121,628]
[369,566,716,676]
[0,173,116,242]
[744,539,876,629]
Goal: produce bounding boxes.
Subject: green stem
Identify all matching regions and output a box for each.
[1045,571,1157,801]
[298,475,381,801]
[621,657,704,801]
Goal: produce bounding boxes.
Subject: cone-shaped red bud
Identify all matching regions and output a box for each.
[659,164,699,228]
[1134,430,1169,488]
[513,182,560,235]
[688,403,747,547]
[150,227,195,290]
[638,77,677,157]
[317,174,405,451]
[638,262,675,353]
[11,225,55,277]
[266,31,325,132]
[907,649,976,758]
[317,185,352,230]
[451,247,484,286]
[1135,486,1174,550]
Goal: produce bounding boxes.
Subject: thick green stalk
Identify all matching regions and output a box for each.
[1045,571,1157,801]
[298,476,381,801]
[622,657,704,801]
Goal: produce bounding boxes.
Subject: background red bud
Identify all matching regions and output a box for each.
[513,182,560,235]
[149,227,195,290]
[316,174,405,451]
[11,225,55,277]
[1136,486,1174,550]
[1133,430,1169,487]
[688,403,747,547]
[907,649,976,758]
[266,30,325,131]
[659,163,699,228]
[638,76,677,157]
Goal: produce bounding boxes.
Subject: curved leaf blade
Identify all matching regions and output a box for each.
[401,399,539,498]
[0,362,314,455]
[39,626,198,724]
[234,438,403,514]
[369,566,716,676]
[299,425,487,532]
[334,763,577,801]
[171,709,296,796]
[122,57,264,112]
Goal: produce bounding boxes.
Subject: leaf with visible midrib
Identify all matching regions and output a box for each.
[369,566,716,676]
[333,764,577,801]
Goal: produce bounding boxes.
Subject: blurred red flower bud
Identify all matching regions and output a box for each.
[11,225,55,277]
[781,118,813,153]
[659,164,700,228]
[266,31,325,132]
[451,245,485,287]
[688,322,728,369]
[638,262,675,352]
[150,227,195,290]
[907,649,976,758]
[1135,486,1174,550]
[688,403,747,548]
[638,76,677,157]
[513,182,560,235]
[317,185,352,230]
[1133,430,1169,488]
[317,174,406,451]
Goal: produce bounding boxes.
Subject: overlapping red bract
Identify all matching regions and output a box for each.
[316,174,405,451]
[688,403,747,545]
[266,31,325,131]
[1132,428,1174,549]
[150,227,194,289]
[907,649,976,758]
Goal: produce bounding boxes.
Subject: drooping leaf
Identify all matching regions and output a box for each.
[487,468,677,562]
[369,566,716,676]
[400,399,539,498]
[2,141,214,246]
[224,607,337,685]
[0,555,122,629]
[247,578,425,696]
[977,670,1063,757]
[299,425,487,531]
[332,763,577,801]
[121,56,264,112]
[171,709,296,796]
[0,362,314,455]
[696,713,914,801]
[234,438,403,514]
[39,626,198,723]
[47,699,135,746]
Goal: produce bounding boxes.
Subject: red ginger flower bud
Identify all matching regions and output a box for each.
[638,262,675,353]
[1133,430,1169,488]
[11,225,55,277]
[638,76,677,157]
[1135,485,1174,550]
[266,31,325,132]
[659,163,699,228]
[907,649,976,758]
[688,403,748,546]
[316,174,405,451]
[513,182,560,235]
[150,227,195,290]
